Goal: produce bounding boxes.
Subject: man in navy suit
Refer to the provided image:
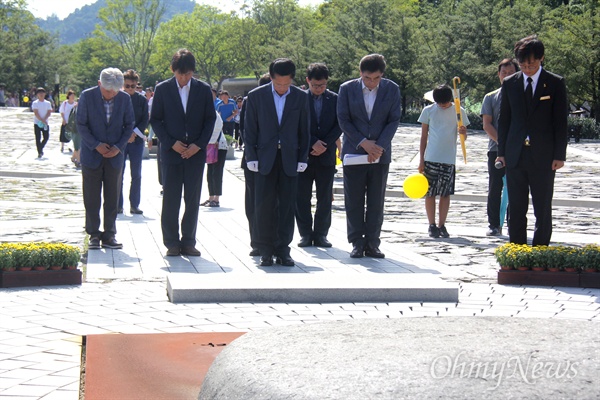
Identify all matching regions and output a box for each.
[337,54,401,259]
[244,58,310,266]
[295,63,341,248]
[497,35,568,246]
[77,67,135,250]
[150,49,217,257]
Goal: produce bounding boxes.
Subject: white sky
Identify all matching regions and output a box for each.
[26,0,323,20]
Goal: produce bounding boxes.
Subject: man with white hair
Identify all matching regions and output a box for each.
[77,67,135,250]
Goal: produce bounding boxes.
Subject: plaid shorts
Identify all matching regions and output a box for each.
[424,161,455,197]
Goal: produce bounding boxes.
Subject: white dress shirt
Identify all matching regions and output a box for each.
[362,80,378,120]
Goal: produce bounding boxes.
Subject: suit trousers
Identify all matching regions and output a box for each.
[82,158,123,241]
[254,151,297,258]
[119,139,144,209]
[295,163,336,238]
[161,159,205,248]
[244,166,258,250]
[487,151,506,229]
[207,149,227,196]
[33,124,49,155]
[343,163,389,248]
[506,146,555,246]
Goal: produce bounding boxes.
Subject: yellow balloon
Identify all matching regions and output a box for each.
[403,173,429,199]
[23,96,29,103]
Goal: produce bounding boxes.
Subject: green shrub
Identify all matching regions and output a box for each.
[568,117,599,140]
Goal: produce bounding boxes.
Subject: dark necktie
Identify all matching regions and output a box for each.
[525,77,533,105]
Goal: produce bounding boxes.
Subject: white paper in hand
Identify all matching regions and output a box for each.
[343,154,380,166]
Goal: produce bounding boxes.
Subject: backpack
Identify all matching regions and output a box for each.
[65,105,78,135]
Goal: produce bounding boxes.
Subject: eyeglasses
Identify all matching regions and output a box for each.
[124,84,137,89]
[518,61,541,71]
[310,83,327,89]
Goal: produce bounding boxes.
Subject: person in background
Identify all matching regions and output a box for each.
[295,63,341,248]
[31,87,53,158]
[233,96,243,149]
[119,69,149,215]
[216,90,238,142]
[59,90,77,153]
[77,67,135,250]
[0,84,6,106]
[480,58,518,236]
[418,84,469,239]
[201,98,225,208]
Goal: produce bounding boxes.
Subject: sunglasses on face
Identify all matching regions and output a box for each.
[124,84,137,89]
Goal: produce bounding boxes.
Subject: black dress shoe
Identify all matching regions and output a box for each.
[181,246,201,257]
[297,236,312,247]
[249,248,260,257]
[350,245,364,258]
[313,236,332,247]
[365,246,385,258]
[166,247,180,256]
[260,256,273,266]
[130,207,143,215]
[275,255,295,266]
[102,238,123,249]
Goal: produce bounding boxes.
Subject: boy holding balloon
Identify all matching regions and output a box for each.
[418,84,469,238]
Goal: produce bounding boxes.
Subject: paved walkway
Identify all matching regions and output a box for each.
[0,107,599,399]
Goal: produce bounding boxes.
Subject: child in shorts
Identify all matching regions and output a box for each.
[418,84,469,238]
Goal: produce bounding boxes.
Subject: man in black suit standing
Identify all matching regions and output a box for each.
[244,59,310,266]
[337,54,401,259]
[295,63,341,248]
[497,35,568,246]
[150,49,216,257]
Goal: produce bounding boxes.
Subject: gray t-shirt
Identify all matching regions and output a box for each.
[480,88,501,152]
[418,103,470,165]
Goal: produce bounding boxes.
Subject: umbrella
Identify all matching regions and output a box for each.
[452,77,467,164]
[423,90,434,103]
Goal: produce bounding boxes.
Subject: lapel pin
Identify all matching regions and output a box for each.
[544,83,546,88]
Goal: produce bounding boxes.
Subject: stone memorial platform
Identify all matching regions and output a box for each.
[200,317,599,399]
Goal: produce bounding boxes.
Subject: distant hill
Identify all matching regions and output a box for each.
[35,0,196,45]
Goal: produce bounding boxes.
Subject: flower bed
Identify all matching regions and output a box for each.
[0,242,82,288]
[495,243,600,288]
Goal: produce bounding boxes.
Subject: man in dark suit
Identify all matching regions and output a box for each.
[244,58,310,266]
[77,67,135,250]
[337,54,401,259]
[150,49,217,257]
[295,63,341,248]
[497,35,568,246]
[119,69,149,215]
[240,73,272,258]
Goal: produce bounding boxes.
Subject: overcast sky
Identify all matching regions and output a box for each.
[26,0,323,20]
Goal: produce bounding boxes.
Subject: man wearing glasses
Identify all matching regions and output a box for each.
[497,35,568,246]
[295,63,341,248]
[244,58,310,266]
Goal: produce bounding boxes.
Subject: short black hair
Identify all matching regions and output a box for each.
[171,49,196,74]
[514,35,544,63]
[123,69,139,82]
[359,54,386,73]
[35,87,46,94]
[432,84,453,104]
[306,63,329,80]
[269,58,296,79]
[258,73,272,86]
[220,90,229,96]
[498,58,519,73]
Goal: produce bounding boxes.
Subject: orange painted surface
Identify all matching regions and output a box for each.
[85,332,245,400]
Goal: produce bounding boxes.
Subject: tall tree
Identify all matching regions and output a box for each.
[98,0,166,79]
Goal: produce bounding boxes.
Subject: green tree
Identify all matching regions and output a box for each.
[545,0,600,121]
[98,0,166,80]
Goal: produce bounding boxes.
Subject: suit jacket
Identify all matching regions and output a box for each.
[77,86,135,169]
[306,88,342,166]
[130,91,149,144]
[149,76,216,165]
[498,69,568,169]
[337,78,401,164]
[244,83,310,176]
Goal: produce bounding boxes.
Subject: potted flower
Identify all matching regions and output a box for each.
[530,246,549,271]
[494,243,514,270]
[224,134,235,160]
[495,243,532,270]
[33,246,50,271]
[547,246,566,272]
[0,248,16,271]
[562,247,580,273]
[12,244,36,271]
[63,247,80,270]
[579,245,600,273]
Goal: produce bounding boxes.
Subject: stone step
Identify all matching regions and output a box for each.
[167,273,459,303]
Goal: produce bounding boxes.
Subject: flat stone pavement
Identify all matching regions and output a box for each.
[0,107,599,399]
